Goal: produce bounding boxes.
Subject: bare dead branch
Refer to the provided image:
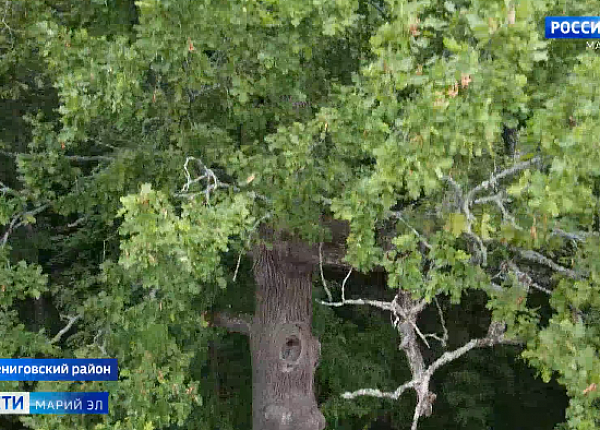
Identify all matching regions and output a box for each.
[445,159,541,267]
[410,319,431,348]
[50,314,81,344]
[432,297,448,347]
[514,248,581,279]
[473,192,505,205]
[1,204,49,247]
[342,319,520,430]
[318,242,333,302]
[342,380,418,400]
[341,267,352,302]
[473,191,523,230]
[232,250,242,282]
[442,175,463,198]
[178,156,269,204]
[442,176,487,265]
[317,296,395,311]
[1,212,20,247]
[551,228,590,242]
[506,261,553,295]
[180,157,220,204]
[89,329,108,355]
[466,157,541,202]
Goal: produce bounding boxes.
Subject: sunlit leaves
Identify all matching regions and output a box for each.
[118,184,254,289]
[0,248,49,307]
[444,213,467,238]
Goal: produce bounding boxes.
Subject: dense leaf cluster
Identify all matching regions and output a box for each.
[1,0,599,429]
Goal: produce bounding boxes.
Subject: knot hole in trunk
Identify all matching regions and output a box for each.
[281,335,301,362]
[276,322,311,373]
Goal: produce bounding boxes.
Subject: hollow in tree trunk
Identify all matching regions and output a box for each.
[250,237,325,430]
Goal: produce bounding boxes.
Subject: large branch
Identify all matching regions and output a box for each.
[209,312,252,336]
[513,248,582,280]
[441,156,542,267]
[178,156,589,288]
[466,157,541,202]
[341,319,520,430]
[442,176,487,265]
[317,265,523,430]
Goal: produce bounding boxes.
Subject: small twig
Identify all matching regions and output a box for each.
[341,267,352,302]
[0,181,17,196]
[232,250,242,282]
[92,329,108,355]
[319,242,333,302]
[433,297,448,347]
[67,217,86,228]
[388,212,432,250]
[424,333,446,344]
[409,320,431,349]
[1,204,49,247]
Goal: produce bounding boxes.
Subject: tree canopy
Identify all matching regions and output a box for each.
[1,0,599,429]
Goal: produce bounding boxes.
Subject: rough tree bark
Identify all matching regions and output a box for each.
[250,233,325,430]
[211,226,326,430]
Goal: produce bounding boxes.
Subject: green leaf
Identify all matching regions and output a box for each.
[444,213,468,238]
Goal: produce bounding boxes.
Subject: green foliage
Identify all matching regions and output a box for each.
[313,298,414,428]
[523,237,600,429]
[1,0,600,428]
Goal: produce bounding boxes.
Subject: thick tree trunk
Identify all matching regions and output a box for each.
[210,223,350,428]
[250,236,325,430]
